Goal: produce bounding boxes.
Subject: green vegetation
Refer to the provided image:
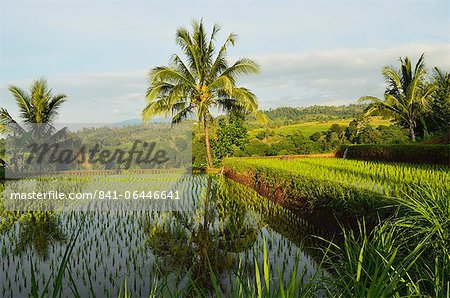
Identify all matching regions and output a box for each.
[421,67,450,136]
[0,78,67,131]
[336,144,450,165]
[223,157,449,220]
[248,116,390,138]
[260,104,368,125]
[224,157,449,296]
[142,20,259,168]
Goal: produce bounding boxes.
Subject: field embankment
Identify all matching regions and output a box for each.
[222,157,450,230]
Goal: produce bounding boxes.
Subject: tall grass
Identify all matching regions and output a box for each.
[392,186,450,297]
[318,186,450,297]
[319,222,426,297]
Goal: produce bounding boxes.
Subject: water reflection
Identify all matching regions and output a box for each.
[1,175,325,296]
[145,176,260,294]
[15,211,66,260]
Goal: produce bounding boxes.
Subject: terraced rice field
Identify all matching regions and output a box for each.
[223,157,450,219]
[249,116,392,138]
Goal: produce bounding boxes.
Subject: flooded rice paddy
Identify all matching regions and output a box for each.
[1,175,326,296]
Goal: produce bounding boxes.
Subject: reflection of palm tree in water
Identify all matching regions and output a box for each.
[15,211,66,260]
[145,176,261,294]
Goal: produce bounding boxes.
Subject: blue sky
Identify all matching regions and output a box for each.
[1,0,449,122]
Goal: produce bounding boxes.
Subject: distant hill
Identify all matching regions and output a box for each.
[115,117,170,126]
[116,118,142,125]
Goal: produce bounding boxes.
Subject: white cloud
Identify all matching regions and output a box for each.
[1,43,449,122]
[241,43,450,109]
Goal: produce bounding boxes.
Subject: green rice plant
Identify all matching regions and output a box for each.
[318,221,426,297]
[30,213,85,298]
[391,186,450,297]
[231,236,323,298]
[222,157,449,221]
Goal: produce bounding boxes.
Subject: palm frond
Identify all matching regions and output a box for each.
[210,33,236,79]
[8,86,32,120]
[150,66,194,87]
[208,75,234,95]
[0,108,25,135]
[221,58,260,81]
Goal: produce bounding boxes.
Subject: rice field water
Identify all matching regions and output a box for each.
[0,175,326,297]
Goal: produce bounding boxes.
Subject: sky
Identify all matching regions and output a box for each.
[0,0,449,123]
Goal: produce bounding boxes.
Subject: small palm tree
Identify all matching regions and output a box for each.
[424,67,450,135]
[142,20,259,167]
[359,54,436,141]
[1,78,67,172]
[0,78,67,136]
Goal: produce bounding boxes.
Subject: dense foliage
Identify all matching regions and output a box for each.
[261,104,368,125]
[419,67,450,137]
[336,144,450,165]
[237,120,408,158]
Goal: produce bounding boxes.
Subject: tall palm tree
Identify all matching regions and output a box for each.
[142,20,260,167]
[359,54,436,141]
[0,78,67,137]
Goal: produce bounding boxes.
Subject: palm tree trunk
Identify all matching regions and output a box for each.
[409,127,416,142]
[203,115,213,168]
[409,120,416,142]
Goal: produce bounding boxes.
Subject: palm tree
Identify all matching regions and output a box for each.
[359,54,436,141]
[421,67,450,135]
[0,78,67,137]
[0,78,67,172]
[142,20,259,167]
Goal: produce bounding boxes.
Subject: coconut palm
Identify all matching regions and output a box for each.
[142,20,259,167]
[0,78,67,172]
[359,54,436,141]
[0,78,67,137]
[421,67,450,136]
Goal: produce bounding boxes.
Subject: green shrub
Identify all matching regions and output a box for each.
[336,144,450,166]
